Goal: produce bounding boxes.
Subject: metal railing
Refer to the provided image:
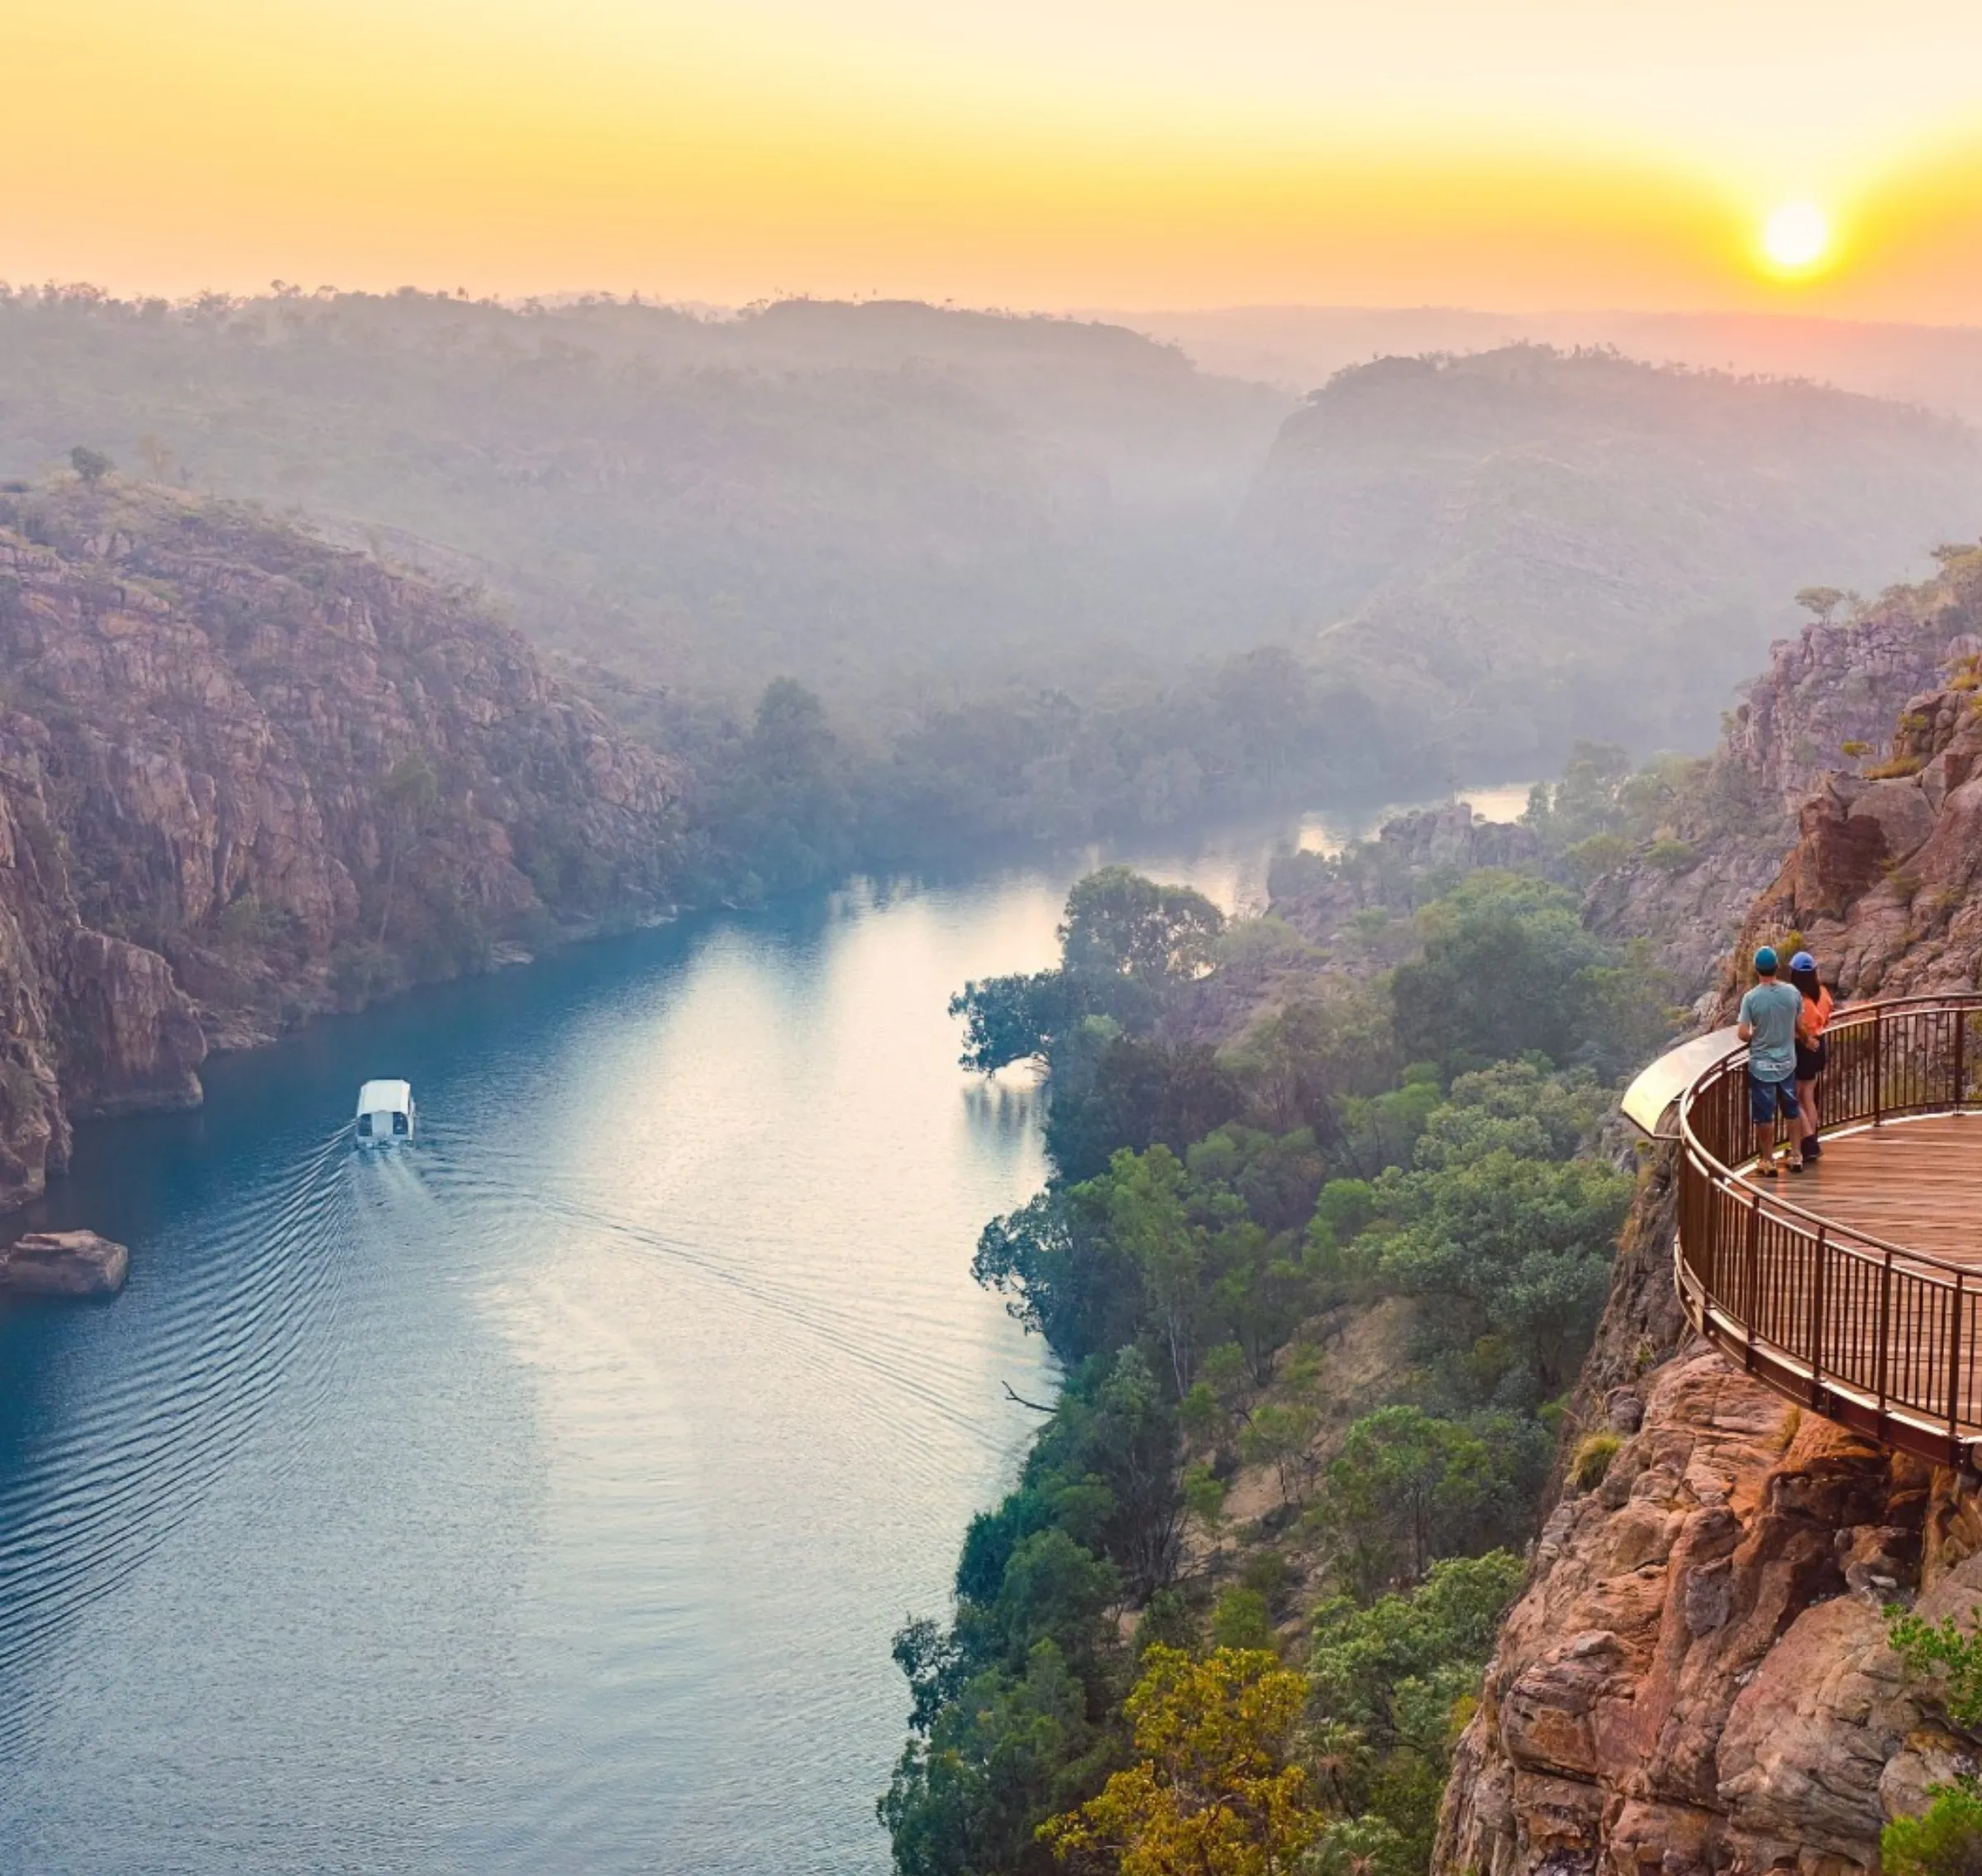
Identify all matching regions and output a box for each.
[1675,993,1982,1468]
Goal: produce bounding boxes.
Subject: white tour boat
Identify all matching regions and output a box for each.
[354,1078,417,1145]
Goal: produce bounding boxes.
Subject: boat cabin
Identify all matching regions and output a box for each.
[355,1078,417,1144]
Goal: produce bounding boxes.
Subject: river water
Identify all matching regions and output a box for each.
[0,793,1520,1874]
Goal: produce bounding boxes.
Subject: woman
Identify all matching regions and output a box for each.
[1789,950,1834,1161]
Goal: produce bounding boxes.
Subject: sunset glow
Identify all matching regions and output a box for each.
[5,0,1982,316]
[1760,202,1834,275]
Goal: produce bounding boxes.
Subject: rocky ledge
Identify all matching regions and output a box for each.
[1440,577,1982,1875]
[1438,1342,1982,1876]
[2,1229,130,1297]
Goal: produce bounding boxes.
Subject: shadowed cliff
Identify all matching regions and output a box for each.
[0,480,683,1208]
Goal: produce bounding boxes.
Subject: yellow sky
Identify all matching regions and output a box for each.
[7,0,1982,317]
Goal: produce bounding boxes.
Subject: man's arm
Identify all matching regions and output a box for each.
[1736,990,1754,1042]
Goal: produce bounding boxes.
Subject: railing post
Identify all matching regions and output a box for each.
[1743,1193,1761,1368]
[1808,1225,1827,1402]
[1949,1274,1965,1454]
[1873,1006,1884,1125]
[1876,1248,1892,1422]
[1957,1007,1969,1111]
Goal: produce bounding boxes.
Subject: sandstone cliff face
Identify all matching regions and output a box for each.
[1437,1166,1982,1876]
[1439,570,1982,1876]
[0,484,683,1208]
[1438,1331,1982,1876]
[1740,669,1982,1002]
[1587,593,1975,1007]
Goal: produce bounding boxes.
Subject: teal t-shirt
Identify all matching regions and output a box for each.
[1739,980,1803,1082]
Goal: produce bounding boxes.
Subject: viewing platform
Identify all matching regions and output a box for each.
[1627,995,1982,1469]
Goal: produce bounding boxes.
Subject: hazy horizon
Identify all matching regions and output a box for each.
[14,0,1982,321]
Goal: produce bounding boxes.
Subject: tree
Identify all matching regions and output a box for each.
[1046,1038,1242,1185]
[705,677,856,896]
[1372,1149,1632,1401]
[951,969,1074,1073]
[1060,867,1224,1026]
[1308,1550,1525,1749]
[1238,1401,1321,1507]
[1884,1608,1982,1876]
[1410,1059,1608,1169]
[1098,1145,1204,1395]
[1794,585,1847,628]
[1390,873,1612,1075]
[974,1187,1141,1364]
[1312,1407,1500,1593]
[1040,1645,1321,1876]
[881,1640,1103,1876]
[69,445,112,485]
[1883,1783,1982,1876]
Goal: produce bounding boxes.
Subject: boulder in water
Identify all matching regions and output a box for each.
[2,1230,130,1297]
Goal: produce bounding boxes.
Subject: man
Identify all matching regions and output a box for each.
[1737,945,1803,1176]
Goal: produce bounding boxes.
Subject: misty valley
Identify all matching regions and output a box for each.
[5,279,1982,1876]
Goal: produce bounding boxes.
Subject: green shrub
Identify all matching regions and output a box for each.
[1883,1779,1982,1876]
[1570,1431,1622,1490]
[1210,1586,1276,1652]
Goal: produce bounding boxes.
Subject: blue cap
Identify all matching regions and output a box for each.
[1790,950,1816,973]
[1754,945,1779,973]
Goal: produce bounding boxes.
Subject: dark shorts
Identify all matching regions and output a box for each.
[1795,1037,1829,1083]
[1749,1070,1802,1125]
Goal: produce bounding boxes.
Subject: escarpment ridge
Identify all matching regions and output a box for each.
[1437,552,1982,1876]
[0,482,683,1211]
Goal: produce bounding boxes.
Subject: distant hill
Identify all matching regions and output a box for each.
[0,289,1288,711]
[8,291,1982,792]
[1094,302,1982,422]
[1232,345,1982,774]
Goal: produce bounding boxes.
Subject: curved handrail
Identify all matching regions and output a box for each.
[1679,998,1968,1267]
[1670,991,1982,1466]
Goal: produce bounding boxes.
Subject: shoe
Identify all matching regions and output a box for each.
[1803,1137,1822,1161]
[1754,1164,1780,1179]
[1787,1158,1805,1174]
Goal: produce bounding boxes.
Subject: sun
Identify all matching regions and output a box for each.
[1760,200,1833,274]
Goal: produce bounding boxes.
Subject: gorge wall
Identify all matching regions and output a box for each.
[0,483,683,1211]
[1588,580,1980,1007]
[1436,555,1982,1876]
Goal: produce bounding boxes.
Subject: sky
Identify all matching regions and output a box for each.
[8,0,1982,320]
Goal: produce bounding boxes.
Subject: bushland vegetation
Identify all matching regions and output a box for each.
[884,852,1673,1875]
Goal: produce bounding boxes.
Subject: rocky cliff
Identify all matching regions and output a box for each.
[1587,582,1979,1007]
[1436,555,1982,1876]
[0,482,682,1209]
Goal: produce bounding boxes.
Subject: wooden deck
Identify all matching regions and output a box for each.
[1662,998,1982,1464]
[1737,1113,1982,1269]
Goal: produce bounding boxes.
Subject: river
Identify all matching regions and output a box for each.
[0,791,1522,1874]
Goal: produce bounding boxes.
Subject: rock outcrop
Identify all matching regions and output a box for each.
[1270,802,1546,948]
[1741,669,1982,1003]
[0,483,684,1209]
[1587,590,1976,1007]
[1,1229,130,1296]
[1439,1326,1982,1876]
[1440,561,1982,1875]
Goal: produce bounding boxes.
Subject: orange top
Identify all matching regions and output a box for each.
[1798,986,1834,1040]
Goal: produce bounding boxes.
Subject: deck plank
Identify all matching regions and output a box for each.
[1737,1115,1982,1269]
